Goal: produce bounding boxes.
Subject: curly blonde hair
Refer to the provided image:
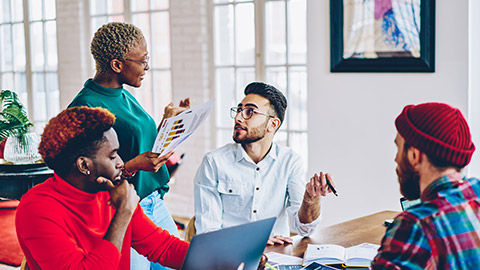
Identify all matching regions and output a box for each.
[39,106,116,176]
[90,22,145,74]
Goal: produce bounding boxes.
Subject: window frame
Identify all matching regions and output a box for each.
[210,0,308,164]
[0,0,59,132]
[86,0,172,123]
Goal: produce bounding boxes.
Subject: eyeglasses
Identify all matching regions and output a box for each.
[230,107,275,120]
[125,55,150,68]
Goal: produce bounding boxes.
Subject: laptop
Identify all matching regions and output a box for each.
[181,217,276,270]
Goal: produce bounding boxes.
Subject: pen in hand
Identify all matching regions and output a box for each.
[321,172,338,197]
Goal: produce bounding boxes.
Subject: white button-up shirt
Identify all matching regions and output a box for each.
[194,142,321,237]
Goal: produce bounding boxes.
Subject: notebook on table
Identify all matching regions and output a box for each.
[181,217,276,270]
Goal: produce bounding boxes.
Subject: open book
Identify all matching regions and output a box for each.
[303,243,380,268]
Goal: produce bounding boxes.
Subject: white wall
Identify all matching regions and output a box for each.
[469,0,480,177]
[165,0,212,218]
[307,0,471,227]
[56,0,90,108]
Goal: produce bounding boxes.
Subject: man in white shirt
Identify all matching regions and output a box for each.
[194,82,335,245]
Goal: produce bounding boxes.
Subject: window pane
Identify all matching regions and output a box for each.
[13,0,23,22]
[33,121,47,135]
[214,0,251,3]
[90,0,124,15]
[45,21,57,70]
[151,12,170,68]
[1,25,13,71]
[30,22,45,71]
[111,14,125,22]
[90,0,106,15]
[1,72,14,89]
[214,5,234,66]
[32,73,47,122]
[215,68,235,127]
[111,0,124,14]
[235,68,254,101]
[132,13,152,47]
[91,16,109,36]
[29,0,42,21]
[15,73,28,111]
[152,70,171,123]
[13,23,25,71]
[46,72,59,118]
[151,0,168,10]
[266,67,287,128]
[14,72,26,94]
[290,132,308,168]
[288,67,307,130]
[1,0,11,23]
[288,0,306,64]
[44,0,55,20]
[266,67,287,95]
[265,1,286,65]
[131,0,149,12]
[217,129,233,149]
[235,3,254,66]
[274,131,287,147]
[131,71,153,117]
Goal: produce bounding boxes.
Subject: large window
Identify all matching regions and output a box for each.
[212,0,308,164]
[89,0,172,123]
[0,0,59,132]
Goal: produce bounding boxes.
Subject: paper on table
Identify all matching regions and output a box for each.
[345,243,380,266]
[266,252,303,266]
[152,100,214,156]
[303,242,380,267]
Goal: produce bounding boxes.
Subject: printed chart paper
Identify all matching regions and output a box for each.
[152,100,214,156]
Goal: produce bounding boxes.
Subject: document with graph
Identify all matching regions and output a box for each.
[152,100,214,156]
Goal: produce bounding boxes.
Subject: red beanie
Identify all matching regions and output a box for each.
[395,102,475,168]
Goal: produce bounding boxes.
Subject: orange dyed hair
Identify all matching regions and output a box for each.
[39,106,115,175]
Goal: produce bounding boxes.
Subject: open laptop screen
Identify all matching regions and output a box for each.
[181,217,276,270]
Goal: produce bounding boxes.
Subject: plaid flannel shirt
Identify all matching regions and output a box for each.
[371,173,480,269]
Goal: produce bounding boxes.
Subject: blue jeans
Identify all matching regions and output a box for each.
[131,190,180,270]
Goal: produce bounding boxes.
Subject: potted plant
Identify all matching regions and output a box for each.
[0,90,40,164]
[0,90,33,141]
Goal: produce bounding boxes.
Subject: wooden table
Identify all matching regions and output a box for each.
[265,210,400,258]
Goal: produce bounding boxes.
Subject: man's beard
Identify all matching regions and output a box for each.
[396,151,421,200]
[233,120,268,144]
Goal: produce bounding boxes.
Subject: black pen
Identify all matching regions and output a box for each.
[321,172,338,196]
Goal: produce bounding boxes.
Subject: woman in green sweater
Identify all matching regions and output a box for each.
[69,22,188,270]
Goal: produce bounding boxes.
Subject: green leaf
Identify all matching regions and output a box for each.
[0,89,33,142]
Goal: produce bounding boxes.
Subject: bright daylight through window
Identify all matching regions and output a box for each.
[0,0,59,132]
[89,0,172,123]
[212,0,308,165]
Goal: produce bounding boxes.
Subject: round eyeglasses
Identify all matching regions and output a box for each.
[125,55,150,68]
[230,107,275,120]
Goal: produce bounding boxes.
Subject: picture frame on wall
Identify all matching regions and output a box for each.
[330,0,435,72]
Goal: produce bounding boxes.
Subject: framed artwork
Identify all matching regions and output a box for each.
[330,0,435,72]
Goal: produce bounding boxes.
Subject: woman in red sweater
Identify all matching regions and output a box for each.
[15,106,189,270]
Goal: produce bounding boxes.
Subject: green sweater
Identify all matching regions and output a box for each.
[69,79,170,199]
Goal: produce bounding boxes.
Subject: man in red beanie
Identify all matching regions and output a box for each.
[371,102,479,269]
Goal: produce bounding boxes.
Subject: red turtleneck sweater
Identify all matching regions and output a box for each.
[16,173,189,269]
